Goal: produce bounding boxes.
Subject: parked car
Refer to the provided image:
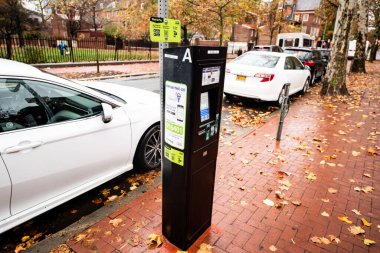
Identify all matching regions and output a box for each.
[0,59,161,233]
[251,45,283,53]
[283,47,325,85]
[224,51,311,104]
[317,48,331,68]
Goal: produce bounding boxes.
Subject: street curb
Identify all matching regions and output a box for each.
[76,72,159,81]
[27,176,162,253]
[33,60,159,69]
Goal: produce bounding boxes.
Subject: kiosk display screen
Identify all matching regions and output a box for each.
[200,92,210,122]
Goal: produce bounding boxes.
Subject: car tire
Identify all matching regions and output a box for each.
[224,93,234,101]
[310,72,316,85]
[301,78,310,95]
[133,124,161,171]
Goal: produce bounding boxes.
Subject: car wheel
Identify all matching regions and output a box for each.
[301,78,310,95]
[310,72,316,85]
[224,93,234,102]
[133,124,161,171]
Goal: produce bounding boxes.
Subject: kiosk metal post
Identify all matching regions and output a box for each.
[162,46,227,250]
[276,83,291,141]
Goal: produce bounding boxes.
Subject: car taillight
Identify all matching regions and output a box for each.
[254,73,275,82]
[226,68,231,73]
[304,61,315,67]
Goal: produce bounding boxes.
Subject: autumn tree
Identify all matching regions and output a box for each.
[320,0,355,96]
[368,0,380,61]
[351,0,369,73]
[33,0,52,27]
[55,0,89,39]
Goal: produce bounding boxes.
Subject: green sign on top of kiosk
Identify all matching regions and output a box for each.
[150,17,181,43]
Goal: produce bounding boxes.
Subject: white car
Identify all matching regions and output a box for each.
[224,51,311,103]
[0,59,160,233]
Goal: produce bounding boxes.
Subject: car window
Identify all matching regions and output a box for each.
[284,50,312,61]
[295,38,300,47]
[233,54,280,68]
[284,57,295,70]
[291,57,304,70]
[253,47,270,51]
[303,39,312,47]
[0,78,103,133]
[279,39,283,47]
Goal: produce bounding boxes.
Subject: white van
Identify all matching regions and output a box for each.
[347,40,370,59]
[277,33,314,48]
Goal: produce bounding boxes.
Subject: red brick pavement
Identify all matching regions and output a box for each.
[58,63,380,253]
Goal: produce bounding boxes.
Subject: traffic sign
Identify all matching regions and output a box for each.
[150,17,181,43]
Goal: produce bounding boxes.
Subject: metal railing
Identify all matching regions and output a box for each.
[0,37,159,64]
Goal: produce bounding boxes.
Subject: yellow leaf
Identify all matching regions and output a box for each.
[310,236,321,243]
[113,186,120,190]
[354,187,361,192]
[75,233,87,242]
[291,200,302,206]
[107,195,118,202]
[147,233,165,248]
[14,244,26,253]
[328,235,340,244]
[367,147,378,156]
[240,200,248,206]
[363,173,372,178]
[269,245,278,251]
[109,218,123,228]
[320,237,331,245]
[177,251,188,253]
[321,198,330,203]
[21,236,30,243]
[197,243,213,253]
[362,186,374,193]
[362,218,372,227]
[130,182,139,191]
[338,216,353,224]
[327,162,336,167]
[101,188,111,197]
[306,172,317,181]
[352,209,362,215]
[338,130,346,135]
[363,239,376,246]
[352,151,361,157]
[321,211,330,217]
[328,188,338,194]
[278,179,292,187]
[70,209,78,214]
[362,114,368,118]
[348,226,365,235]
[263,199,274,206]
[241,159,251,164]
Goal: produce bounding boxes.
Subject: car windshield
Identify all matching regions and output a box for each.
[284,50,312,61]
[233,54,280,68]
[253,47,270,51]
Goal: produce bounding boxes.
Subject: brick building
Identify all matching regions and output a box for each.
[293,0,322,39]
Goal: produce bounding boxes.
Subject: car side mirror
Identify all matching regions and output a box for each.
[304,65,311,70]
[101,103,113,123]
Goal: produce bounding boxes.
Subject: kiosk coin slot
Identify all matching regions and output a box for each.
[162,46,227,250]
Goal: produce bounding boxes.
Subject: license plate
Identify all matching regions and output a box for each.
[236,75,246,81]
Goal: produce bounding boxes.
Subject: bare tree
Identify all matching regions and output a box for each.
[320,0,355,96]
[351,0,369,73]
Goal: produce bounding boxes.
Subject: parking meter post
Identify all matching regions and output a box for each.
[162,46,227,250]
[276,83,290,141]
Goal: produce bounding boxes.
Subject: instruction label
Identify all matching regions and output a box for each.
[165,81,187,150]
[150,17,181,43]
[202,67,220,86]
[164,146,184,166]
[200,92,210,122]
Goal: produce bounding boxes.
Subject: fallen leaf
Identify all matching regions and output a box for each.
[197,243,213,253]
[367,147,378,156]
[101,188,111,197]
[127,234,140,247]
[107,195,118,202]
[320,237,331,245]
[291,238,296,244]
[113,186,120,190]
[263,199,275,206]
[364,239,376,246]
[147,233,165,248]
[21,236,30,243]
[240,200,248,207]
[70,209,78,214]
[362,218,372,227]
[269,245,278,252]
[310,236,322,243]
[291,200,302,206]
[278,179,292,187]
[328,188,338,194]
[92,198,103,205]
[338,130,346,135]
[362,186,374,193]
[338,216,353,224]
[321,211,330,217]
[352,209,362,216]
[321,198,330,203]
[130,182,139,191]
[241,159,251,164]
[352,151,361,157]
[363,173,372,178]
[14,245,26,253]
[328,235,340,244]
[306,172,317,181]
[109,218,123,228]
[348,226,365,235]
[354,187,362,192]
[327,162,336,167]
[75,234,87,242]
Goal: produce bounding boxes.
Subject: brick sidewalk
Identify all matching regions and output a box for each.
[54,63,380,253]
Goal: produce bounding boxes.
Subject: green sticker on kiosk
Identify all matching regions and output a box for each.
[150,17,181,43]
[164,146,184,166]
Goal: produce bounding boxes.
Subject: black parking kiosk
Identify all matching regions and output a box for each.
[162,46,227,250]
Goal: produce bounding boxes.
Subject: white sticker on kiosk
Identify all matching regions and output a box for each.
[165,81,187,150]
[200,92,210,122]
[202,67,220,86]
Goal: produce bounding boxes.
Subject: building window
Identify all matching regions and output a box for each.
[303,14,309,22]
[301,26,307,33]
[294,14,300,22]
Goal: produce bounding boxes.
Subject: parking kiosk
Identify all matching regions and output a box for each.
[162,46,227,250]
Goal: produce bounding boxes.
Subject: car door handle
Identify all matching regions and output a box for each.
[4,141,43,154]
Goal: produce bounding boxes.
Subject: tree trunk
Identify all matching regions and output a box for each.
[181,25,190,46]
[219,15,223,46]
[93,7,99,74]
[5,35,12,60]
[351,0,369,73]
[320,0,354,96]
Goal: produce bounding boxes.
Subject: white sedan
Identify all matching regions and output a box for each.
[224,51,311,103]
[0,59,160,233]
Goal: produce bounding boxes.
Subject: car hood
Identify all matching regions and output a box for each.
[77,81,160,106]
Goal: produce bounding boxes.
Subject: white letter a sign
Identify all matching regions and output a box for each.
[182,48,192,63]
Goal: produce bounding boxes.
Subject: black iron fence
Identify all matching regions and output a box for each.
[0,37,159,64]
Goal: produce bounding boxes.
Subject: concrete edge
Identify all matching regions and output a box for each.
[76,72,159,81]
[27,176,162,253]
[33,60,159,69]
